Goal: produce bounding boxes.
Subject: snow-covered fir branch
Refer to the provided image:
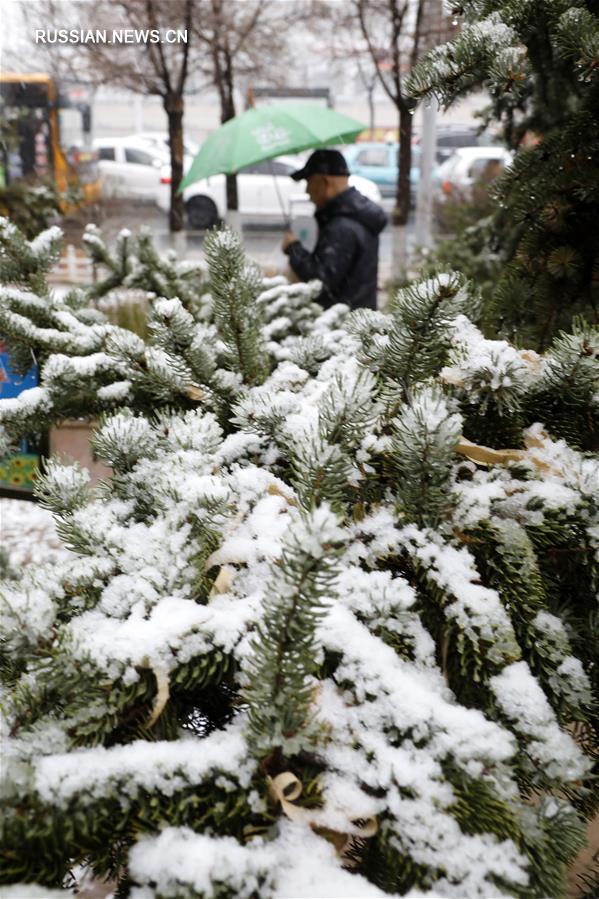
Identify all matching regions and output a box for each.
[0,221,596,898]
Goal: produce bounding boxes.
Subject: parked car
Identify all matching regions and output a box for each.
[433,126,496,164]
[342,142,421,201]
[93,137,169,200]
[434,146,513,203]
[156,155,383,230]
[134,131,199,163]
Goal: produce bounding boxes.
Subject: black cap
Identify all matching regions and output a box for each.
[290,148,350,181]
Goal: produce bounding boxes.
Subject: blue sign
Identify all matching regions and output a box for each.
[0,343,40,492]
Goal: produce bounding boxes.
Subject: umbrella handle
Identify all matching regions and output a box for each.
[267,159,291,231]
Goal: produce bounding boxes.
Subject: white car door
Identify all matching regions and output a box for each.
[122,146,162,199]
[267,160,301,217]
[237,162,272,214]
[246,159,303,218]
[235,159,301,218]
[96,145,122,197]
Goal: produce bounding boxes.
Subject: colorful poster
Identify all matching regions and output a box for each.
[0,342,40,493]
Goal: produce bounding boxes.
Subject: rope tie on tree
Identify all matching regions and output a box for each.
[140,657,170,728]
[209,565,235,598]
[455,437,524,466]
[267,772,378,866]
[455,429,562,475]
[185,385,205,402]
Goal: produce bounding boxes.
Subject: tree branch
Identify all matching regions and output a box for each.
[175,0,194,95]
[144,0,172,93]
[410,0,427,70]
[355,0,396,105]
[230,0,265,57]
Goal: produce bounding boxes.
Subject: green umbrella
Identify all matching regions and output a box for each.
[179,102,365,191]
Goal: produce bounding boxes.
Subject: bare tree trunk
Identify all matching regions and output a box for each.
[223,50,238,212]
[393,105,413,227]
[352,0,449,279]
[165,91,185,233]
[415,96,437,249]
[391,223,408,282]
[367,82,375,135]
[225,175,238,212]
[391,106,414,276]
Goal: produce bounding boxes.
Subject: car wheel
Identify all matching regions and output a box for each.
[186,196,218,230]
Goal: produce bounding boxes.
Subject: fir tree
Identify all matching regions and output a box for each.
[0,220,597,897]
[408,0,599,348]
[83,224,209,318]
[244,505,347,757]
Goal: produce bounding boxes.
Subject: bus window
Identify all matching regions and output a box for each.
[1,73,100,202]
[3,109,52,182]
[58,107,87,150]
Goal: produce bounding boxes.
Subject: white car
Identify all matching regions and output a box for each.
[434,146,513,202]
[156,155,383,229]
[134,131,199,161]
[93,137,170,200]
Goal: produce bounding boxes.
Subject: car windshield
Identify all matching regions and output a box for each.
[437,132,479,148]
[354,146,389,166]
[238,160,295,176]
[124,147,161,166]
[437,155,461,179]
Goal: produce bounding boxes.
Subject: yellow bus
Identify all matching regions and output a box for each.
[0,72,101,205]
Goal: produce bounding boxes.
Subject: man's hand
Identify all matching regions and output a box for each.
[281,230,299,252]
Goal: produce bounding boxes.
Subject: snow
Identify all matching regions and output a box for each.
[129,822,392,899]
[0,499,73,568]
[206,493,291,568]
[0,385,52,415]
[43,352,127,390]
[0,580,58,644]
[453,472,507,528]
[1,241,595,899]
[0,287,50,310]
[68,590,257,673]
[29,225,63,257]
[0,887,72,899]
[153,297,194,330]
[97,380,132,401]
[130,827,276,899]
[209,229,241,252]
[91,412,156,466]
[490,662,589,779]
[394,384,462,438]
[213,430,264,466]
[313,645,530,894]
[320,602,515,767]
[0,298,105,355]
[34,724,253,804]
[472,13,515,43]
[523,423,599,494]
[401,525,520,663]
[83,223,105,244]
[442,315,532,404]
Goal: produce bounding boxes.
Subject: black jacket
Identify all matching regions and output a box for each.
[285,187,388,310]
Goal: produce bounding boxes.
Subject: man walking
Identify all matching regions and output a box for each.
[281,149,387,310]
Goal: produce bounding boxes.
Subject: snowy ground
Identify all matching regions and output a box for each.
[0,499,73,570]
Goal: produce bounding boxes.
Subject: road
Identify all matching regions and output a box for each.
[62,196,415,288]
